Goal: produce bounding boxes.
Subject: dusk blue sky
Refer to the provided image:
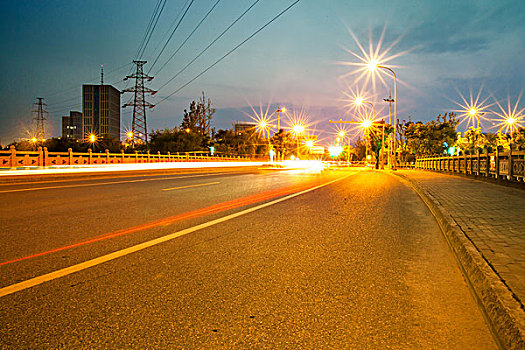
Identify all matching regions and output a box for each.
[1,0,524,145]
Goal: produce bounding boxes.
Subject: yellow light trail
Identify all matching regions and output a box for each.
[162,182,220,191]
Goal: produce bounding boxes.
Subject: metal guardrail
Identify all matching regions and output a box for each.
[0,146,257,169]
[415,149,525,182]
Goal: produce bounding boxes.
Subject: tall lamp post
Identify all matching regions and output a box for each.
[368,61,397,168]
[338,130,350,162]
[468,108,485,130]
[276,105,286,131]
[355,97,386,167]
[257,121,275,161]
[292,124,304,158]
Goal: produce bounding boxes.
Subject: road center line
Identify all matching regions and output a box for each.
[162,182,220,191]
[0,173,353,298]
[0,173,228,194]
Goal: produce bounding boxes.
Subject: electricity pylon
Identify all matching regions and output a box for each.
[122,61,156,144]
[33,97,47,140]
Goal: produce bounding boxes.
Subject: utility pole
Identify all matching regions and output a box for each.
[384,93,394,167]
[33,97,47,141]
[122,60,156,144]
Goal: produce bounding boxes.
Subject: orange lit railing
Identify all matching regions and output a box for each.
[415,148,525,182]
[0,146,261,169]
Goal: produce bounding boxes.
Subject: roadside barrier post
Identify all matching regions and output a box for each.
[495,148,500,179]
[43,147,49,167]
[38,146,43,167]
[9,145,16,169]
[508,146,514,180]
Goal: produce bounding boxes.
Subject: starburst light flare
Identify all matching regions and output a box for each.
[492,92,524,133]
[451,85,493,129]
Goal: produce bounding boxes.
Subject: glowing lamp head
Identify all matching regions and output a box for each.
[282,107,286,113]
[89,134,96,143]
[361,119,373,129]
[259,121,267,129]
[127,131,133,138]
[31,137,37,143]
[328,146,343,157]
[292,125,304,134]
[306,140,314,148]
[185,128,191,133]
[506,117,517,125]
[468,108,477,116]
[338,130,346,138]
[367,59,379,71]
[355,97,364,106]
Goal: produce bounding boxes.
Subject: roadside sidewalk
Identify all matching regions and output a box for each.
[393,169,525,348]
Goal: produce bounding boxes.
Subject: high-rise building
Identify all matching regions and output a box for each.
[61,111,82,140]
[82,84,120,140]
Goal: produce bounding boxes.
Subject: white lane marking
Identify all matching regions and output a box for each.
[162,182,220,191]
[0,173,229,194]
[0,173,353,298]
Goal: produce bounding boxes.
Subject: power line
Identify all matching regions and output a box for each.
[135,0,163,59]
[148,0,192,60]
[156,0,261,92]
[137,0,168,59]
[156,0,302,105]
[148,0,195,73]
[154,0,223,76]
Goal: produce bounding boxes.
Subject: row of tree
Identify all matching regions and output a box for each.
[4,93,524,160]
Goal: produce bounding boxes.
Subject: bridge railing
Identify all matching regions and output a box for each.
[415,148,525,182]
[0,146,257,169]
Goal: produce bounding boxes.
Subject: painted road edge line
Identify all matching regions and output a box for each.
[162,182,220,191]
[0,173,353,298]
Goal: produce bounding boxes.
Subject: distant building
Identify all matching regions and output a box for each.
[233,121,257,134]
[82,84,120,140]
[61,111,83,140]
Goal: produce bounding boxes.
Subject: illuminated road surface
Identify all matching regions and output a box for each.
[0,168,496,348]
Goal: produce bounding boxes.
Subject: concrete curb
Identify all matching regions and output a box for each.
[390,171,525,350]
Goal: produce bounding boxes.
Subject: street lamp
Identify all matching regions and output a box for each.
[368,61,397,168]
[355,97,386,167]
[338,130,352,162]
[276,105,286,131]
[506,116,518,133]
[257,120,275,161]
[468,108,485,129]
[291,124,305,157]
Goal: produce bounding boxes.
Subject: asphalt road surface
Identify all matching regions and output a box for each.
[0,167,496,348]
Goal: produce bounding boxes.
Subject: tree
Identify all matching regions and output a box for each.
[149,128,206,153]
[181,91,215,138]
[214,128,268,157]
[351,137,367,161]
[270,129,296,159]
[402,113,459,156]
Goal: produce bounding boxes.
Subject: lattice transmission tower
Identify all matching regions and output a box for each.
[122,60,156,144]
[33,97,47,141]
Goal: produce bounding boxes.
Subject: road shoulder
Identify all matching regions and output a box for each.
[389,170,525,349]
